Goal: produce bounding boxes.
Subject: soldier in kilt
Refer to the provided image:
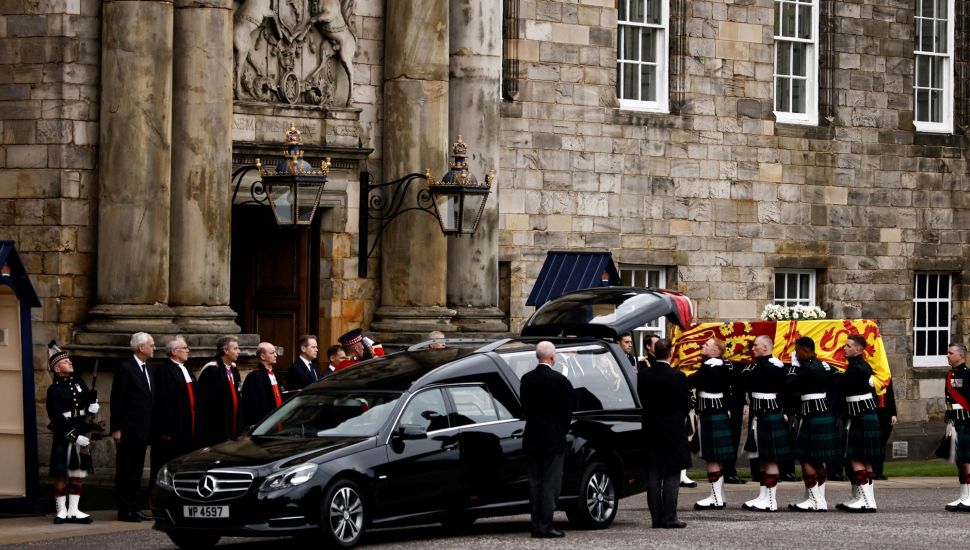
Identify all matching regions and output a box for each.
[943,343,970,512]
[835,334,882,512]
[689,337,736,509]
[738,335,791,512]
[46,343,98,524]
[785,337,840,511]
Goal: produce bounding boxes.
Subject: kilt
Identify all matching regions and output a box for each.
[49,438,94,478]
[794,413,840,463]
[956,422,970,464]
[845,410,884,462]
[699,411,736,462]
[751,411,791,462]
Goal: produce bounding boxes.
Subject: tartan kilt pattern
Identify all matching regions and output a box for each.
[956,422,970,464]
[754,411,791,461]
[845,411,884,462]
[48,438,94,478]
[794,413,840,463]
[699,411,736,462]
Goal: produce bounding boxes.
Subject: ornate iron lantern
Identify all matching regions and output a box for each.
[254,124,330,226]
[427,136,494,236]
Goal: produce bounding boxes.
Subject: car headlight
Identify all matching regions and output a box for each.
[259,463,318,492]
[156,464,174,489]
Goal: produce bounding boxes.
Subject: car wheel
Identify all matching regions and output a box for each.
[320,478,367,548]
[566,462,617,529]
[166,530,220,549]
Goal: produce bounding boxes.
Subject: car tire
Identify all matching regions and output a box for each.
[166,530,221,549]
[320,478,367,548]
[566,462,617,529]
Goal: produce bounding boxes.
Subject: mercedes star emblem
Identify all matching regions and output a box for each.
[197,474,219,498]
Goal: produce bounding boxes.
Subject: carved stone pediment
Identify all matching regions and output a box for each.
[233,0,356,107]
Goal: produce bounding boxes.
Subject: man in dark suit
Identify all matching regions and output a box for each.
[322,344,345,380]
[242,342,284,427]
[520,341,575,539]
[619,332,636,367]
[872,378,897,480]
[150,336,198,491]
[197,335,243,447]
[286,334,320,392]
[638,338,691,528]
[110,331,155,522]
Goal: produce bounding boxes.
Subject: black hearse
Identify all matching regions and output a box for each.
[152,287,694,548]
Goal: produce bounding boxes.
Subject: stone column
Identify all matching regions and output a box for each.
[87,0,175,333]
[168,0,240,333]
[446,0,507,333]
[373,0,455,338]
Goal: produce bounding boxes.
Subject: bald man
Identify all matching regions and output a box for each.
[241,342,285,427]
[520,341,575,538]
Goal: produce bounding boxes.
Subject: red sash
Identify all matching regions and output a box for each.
[186,382,196,438]
[226,367,238,434]
[947,370,970,410]
[268,370,282,408]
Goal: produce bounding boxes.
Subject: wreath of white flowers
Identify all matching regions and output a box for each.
[760,304,827,321]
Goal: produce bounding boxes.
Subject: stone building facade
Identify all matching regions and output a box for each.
[0,0,967,469]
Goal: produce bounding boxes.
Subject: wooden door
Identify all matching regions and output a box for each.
[230,205,319,369]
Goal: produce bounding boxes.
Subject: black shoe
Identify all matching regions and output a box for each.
[781,473,798,483]
[724,475,746,485]
[65,516,94,524]
[651,522,663,529]
[680,481,698,488]
[134,511,153,521]
[117,512,141,523]
[663,520,687,528]
[534,529,565,538]
[53,516,66,525]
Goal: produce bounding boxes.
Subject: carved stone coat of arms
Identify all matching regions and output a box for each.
[233,0,356,107]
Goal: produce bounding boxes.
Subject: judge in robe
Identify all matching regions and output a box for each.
[286,334,320,392]
[196,335,243,447]
[242,342,285,427]
[150,337,198,490]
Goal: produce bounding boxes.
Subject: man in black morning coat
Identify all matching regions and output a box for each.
[242,342,285,427]
[110,332,156,522]
[197,335,243,447]
[638,338,691,528]
[150,336,198,491]
[520,340,575,539]
[286,334,320,392]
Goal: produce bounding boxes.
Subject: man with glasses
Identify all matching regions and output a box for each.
[197,335,243,446]
[150,336,199,491]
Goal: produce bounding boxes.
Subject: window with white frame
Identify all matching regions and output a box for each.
[773,0,818,125]
[774,269,816,307]
[913,273,952,366]
[616,0,669,112]
[620,265,667,357]
[914,0,954,133]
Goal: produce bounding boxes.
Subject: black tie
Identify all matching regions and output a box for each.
[141,363,151,391]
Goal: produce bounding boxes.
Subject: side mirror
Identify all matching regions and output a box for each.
[396,424,428,440]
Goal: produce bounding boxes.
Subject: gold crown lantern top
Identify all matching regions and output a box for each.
[256,123,331,177]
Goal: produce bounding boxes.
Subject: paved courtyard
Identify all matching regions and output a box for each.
[2,477,964,549]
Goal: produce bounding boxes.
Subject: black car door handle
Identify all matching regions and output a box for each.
[510,429,524,439]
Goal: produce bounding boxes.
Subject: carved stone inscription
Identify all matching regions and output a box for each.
[233,0,356,107]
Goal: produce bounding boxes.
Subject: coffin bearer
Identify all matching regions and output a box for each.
[520,341,575,538]
[619,332,636,368]
[786,337,840,511]
[639,338,691,527]
[150,337,198,490]
[944,343,970,512]
[46,342,97,524]
[286,334,320,391]
[738,335,791,512]
[835,334,882,513]
[690,337,736,510]
[197,335,243,446]
[110,332,155,522]
[242,342,285,426]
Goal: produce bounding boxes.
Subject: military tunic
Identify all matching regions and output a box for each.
[46,375,95,477]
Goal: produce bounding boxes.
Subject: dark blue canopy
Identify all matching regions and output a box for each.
[525,251,621,307]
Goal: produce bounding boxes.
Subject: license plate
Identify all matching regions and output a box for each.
[183,505,229,518]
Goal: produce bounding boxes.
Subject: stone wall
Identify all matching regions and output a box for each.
[0,0,100,364]
[497,0,969,437]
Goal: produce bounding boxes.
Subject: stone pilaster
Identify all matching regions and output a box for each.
[169,0,239,333]
[373,0,455,339]
[87,0,175,333]
[446,0,507,333]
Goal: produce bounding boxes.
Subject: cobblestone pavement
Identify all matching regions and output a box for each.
[3,478,965,549]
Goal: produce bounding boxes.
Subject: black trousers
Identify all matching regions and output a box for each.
[115,438,148,513]
[645,465,680,526]
[872,412,894,475]
[527,451,565,534]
